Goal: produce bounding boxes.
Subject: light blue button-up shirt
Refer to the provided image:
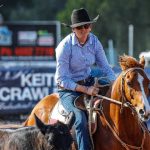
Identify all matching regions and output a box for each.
[55,32,116,91]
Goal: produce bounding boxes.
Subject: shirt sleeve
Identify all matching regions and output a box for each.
[95,39,116,81]
[55,41,77,91]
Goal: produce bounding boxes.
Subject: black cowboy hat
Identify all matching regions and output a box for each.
[62,8,99,28]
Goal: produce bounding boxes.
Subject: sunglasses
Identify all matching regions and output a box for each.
[76,24,91,30]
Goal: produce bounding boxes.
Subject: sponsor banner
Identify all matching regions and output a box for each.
[0,66,56,114]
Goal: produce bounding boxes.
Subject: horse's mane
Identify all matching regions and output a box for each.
[119,54,145,70]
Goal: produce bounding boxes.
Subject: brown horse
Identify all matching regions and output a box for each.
[24,55,150,150]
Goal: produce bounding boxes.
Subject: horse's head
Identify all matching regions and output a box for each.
[117,55,150,121]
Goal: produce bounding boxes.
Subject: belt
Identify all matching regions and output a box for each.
[57,80,86,90]
[77,79,87,85]
[77,76,94,85]
[57,76,94,90]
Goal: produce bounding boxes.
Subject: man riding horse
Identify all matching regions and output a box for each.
[23,55,150,150]
[55,8,116,150]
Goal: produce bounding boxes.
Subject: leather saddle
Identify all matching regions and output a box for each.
[49,78,111,134]
[49,85,110,134]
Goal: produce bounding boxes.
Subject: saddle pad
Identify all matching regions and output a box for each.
[50,101,69,123]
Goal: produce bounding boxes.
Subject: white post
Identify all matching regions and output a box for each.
[128,24,134,56]
[108,39,115,66]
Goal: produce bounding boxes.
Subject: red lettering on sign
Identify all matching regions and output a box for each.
[15,47,33,56]
[35,47,54,56]
[0,47,12,56]
[0,47,55,57]
[47,48,54,56]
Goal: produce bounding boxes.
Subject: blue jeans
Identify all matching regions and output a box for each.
[58,90,91,150]
[58,68,107,150]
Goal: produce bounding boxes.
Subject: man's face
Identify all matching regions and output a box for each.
[72,24,92,40]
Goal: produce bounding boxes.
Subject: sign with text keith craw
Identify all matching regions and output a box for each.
[0,66,57,115]
[0,21,61,60]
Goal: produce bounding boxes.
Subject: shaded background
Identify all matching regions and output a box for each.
[0,0,150,120]
[1,0,150,59]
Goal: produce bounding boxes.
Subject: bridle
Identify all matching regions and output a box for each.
[95,67,147,111]
[120,67,146,113]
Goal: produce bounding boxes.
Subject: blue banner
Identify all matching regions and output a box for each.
[0,66,56,114]
[0,65,149,115]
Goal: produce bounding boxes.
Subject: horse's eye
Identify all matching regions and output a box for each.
[127,74,130,79]
[127,81,132,87]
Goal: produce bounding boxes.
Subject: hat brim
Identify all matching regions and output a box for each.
[62,14,99,28]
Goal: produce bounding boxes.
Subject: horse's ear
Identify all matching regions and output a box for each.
[119,55,128,71]
[139,56,145,68]
[34,114,48,135]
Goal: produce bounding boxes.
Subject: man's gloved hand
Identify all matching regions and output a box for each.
[85,86,99,96]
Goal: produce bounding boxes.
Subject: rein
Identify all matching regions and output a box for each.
[90,96,146,150]
[95,94,129,107]
[100,109,146,150]
[86,97,146,150]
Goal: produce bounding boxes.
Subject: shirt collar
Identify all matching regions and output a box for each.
[72,33,93,46]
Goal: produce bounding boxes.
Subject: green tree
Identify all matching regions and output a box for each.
[57,0,150,58]
[1,0,66,20]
